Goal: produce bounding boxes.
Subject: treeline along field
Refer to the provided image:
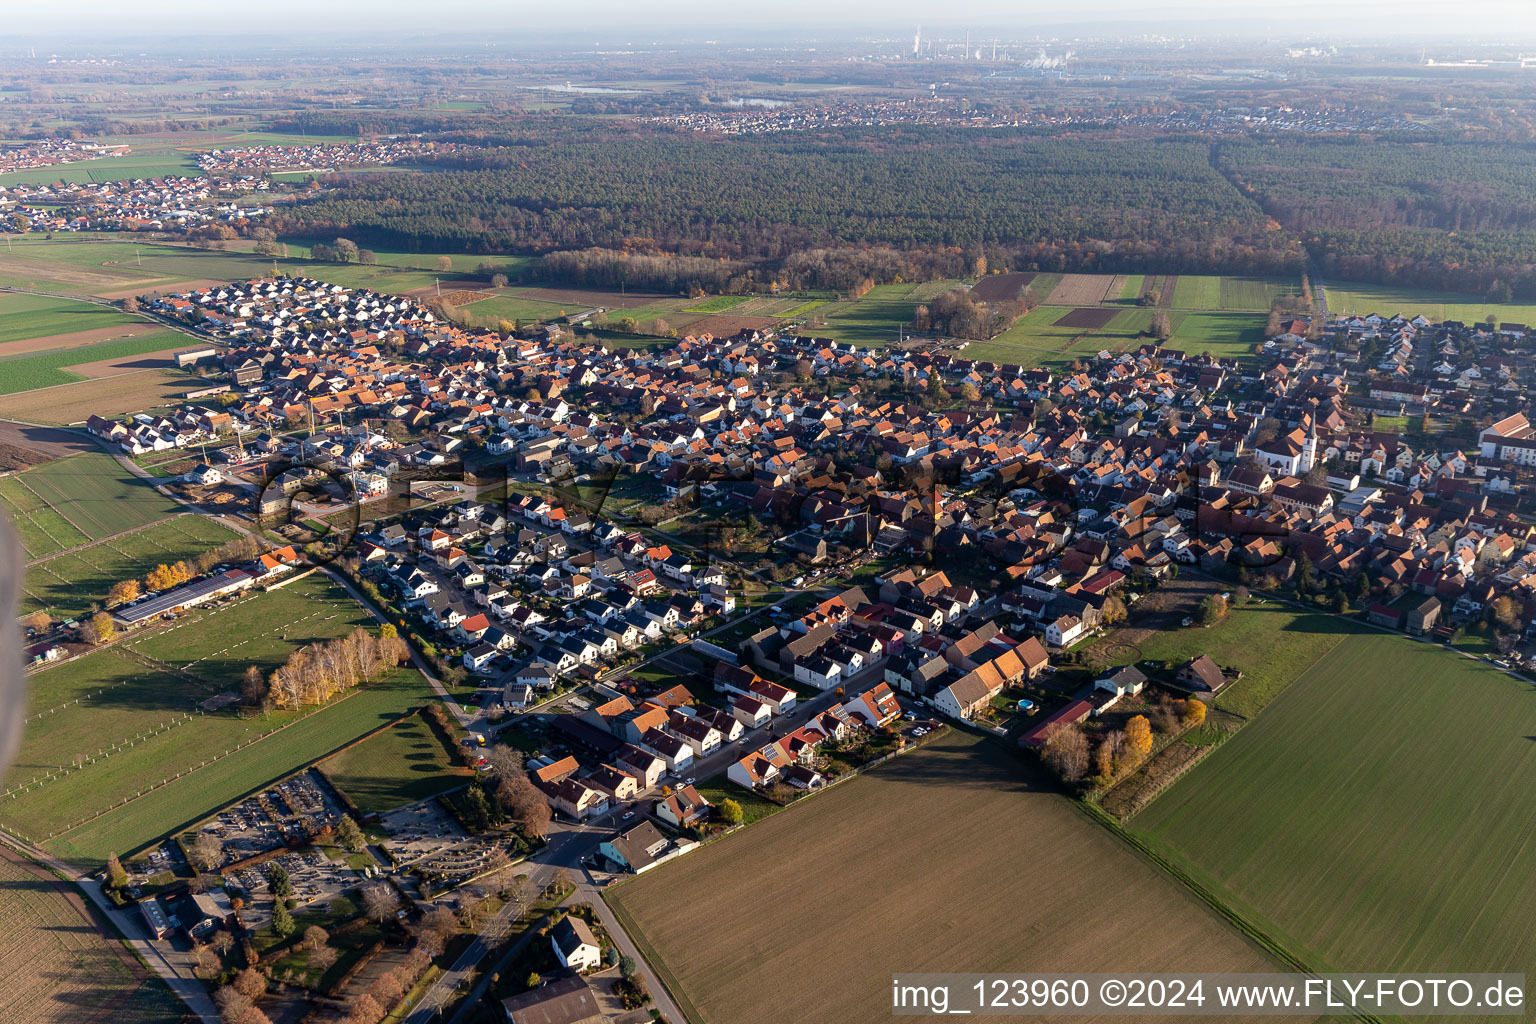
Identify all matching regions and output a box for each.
[271,129,1297,274]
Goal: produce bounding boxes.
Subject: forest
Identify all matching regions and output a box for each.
[260,126,1536,298]
[269,129,1297,276]
[1218,137,1536,295]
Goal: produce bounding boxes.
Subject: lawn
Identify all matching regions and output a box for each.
[8,662,430,865]
[0,452,181,559]
[0,292,137,344]
[0,332,186,396]
[1324,281,1536,325]
[1134,633,1536,1005]
[606,731,1279,1024]
[0,849,185,1024]
[19,515,237,618]
[1094,600,1361,720]
[319,713,470,814]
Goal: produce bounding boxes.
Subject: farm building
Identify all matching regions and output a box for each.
[1366,604,1404,629]
[1019,699,1092,749]
[1175,655,1228,693]
[500,972,602,1024]
[1407,597,1442,635]
[112,567,258,628]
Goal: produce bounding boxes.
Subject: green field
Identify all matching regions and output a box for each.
[19,515,237,618]
[683,295,749,313]
[1166,310,1268,361]
[813,283,940,346]
[1134,633,1536,1003]
[126,570,375,689]
[0,332,185,395]
[1118,274,1148,301]
[4,575,423,863]
[26,666,429,865]
[319,714,469,814]
[1170,275,1297,311]
[1099,600,1363,719]
[0,293,138,344]
[1324,281,1536,325]
[0,452,181,560]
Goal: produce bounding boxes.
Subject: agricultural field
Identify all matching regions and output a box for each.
[607,731,1279,1024]
[0,452,181,559]
[0,237,482,301]
[0,150,199,187]
[1170,275,1299,311]
[1166,310,1269,361]
[125,571,375,690]
[1134,633,1536,1005]
[683,295,749,313]
[19,514,238,618]
[0,365,208,424]
[3,575,421,862]
[0,129,356,187]
[965,304,1160,368]
[810,283,933,346]
[0,332,187,396]
[0,292,138,345]
[1323,281,1536,325]
[22,665,429,866]
[319,713,470,814]
[0,848,183,1024]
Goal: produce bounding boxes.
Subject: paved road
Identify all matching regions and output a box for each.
[410,655,892,1023]
[401,810,693,1024]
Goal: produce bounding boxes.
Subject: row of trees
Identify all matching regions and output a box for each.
[255,625,410,709]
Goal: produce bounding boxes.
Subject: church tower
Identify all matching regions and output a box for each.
[1300,415,1319,474]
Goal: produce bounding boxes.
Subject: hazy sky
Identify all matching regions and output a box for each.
[9,0,1536,42]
